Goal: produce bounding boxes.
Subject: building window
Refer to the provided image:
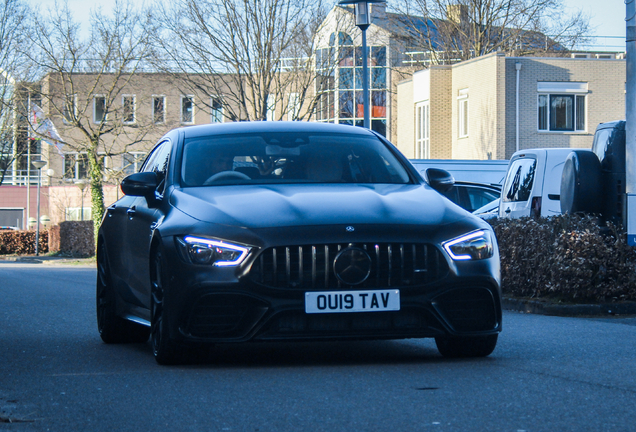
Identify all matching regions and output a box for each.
[122,95,135,124]
[181,95,195,124]
[64,153,89,180]
[93,95,106,123]
[122,152,146,175]
[288,93,300,120]
[266,95,275,121]
[537,82,587,132]
[63,94,76,124]
[416,101,430,159]
[314,32,388,137]
[153,96,165,124]
[210,96,223,123]
[65,207,92,222]
[458,89,468,138]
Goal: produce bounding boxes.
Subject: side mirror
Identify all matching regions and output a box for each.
[426,168,455,193]
[121,172,158,198]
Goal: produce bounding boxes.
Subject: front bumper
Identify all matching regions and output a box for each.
[162,237,502,344]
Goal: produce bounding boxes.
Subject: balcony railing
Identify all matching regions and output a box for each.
[1,170,52,186]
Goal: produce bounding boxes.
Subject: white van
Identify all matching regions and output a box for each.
[499,148,591,219]
[410,159,509,185]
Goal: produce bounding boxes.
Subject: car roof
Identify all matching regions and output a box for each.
[452,181,501,191]
[178,121,380,139]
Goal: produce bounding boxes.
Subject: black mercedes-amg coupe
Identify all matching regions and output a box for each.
[96,121,501,364]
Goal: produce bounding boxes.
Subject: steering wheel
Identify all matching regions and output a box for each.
[203,170,251,185]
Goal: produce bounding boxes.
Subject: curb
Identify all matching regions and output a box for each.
[0,256,94,265]
[502,297,636,317]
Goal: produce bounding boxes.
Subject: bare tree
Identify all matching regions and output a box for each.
[22,0,158,239]
[393,0,591,65]
[0,0,31,186]
[154,0,328,122]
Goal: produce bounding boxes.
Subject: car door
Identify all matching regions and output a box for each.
[499,156,538,219]
[124,140,172,309]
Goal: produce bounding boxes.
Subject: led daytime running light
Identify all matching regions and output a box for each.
[443,230,492,261]
[183,236,250,266]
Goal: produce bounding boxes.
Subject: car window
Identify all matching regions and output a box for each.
[181,132,411,186]
[502,158,536,203]
[142,140,171,193]
[463,187,499,212]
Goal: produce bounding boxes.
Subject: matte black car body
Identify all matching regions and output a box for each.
[96,122,502,364]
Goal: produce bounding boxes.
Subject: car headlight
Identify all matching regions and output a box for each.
[443,230,494,261]
[176,236,251,266]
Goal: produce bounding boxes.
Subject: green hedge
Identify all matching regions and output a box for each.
[489,215,636,303]
[0,230,49,255]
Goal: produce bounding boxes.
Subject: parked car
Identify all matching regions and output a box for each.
[442,181,501,213]
[499,148,587,219]
[473,198,500,220]
[410,159,509,185]
[97,122,502,364]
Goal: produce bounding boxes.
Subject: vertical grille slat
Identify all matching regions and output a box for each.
[400,244,405,284]
[298,246,304,286]
[311,246,317,289]
[250,243,447,289]
[285,247,291,285]
[324,245,330,289]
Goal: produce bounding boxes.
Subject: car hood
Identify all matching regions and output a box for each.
[170,183,471,229]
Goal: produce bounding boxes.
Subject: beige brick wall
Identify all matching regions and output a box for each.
[504,57,625,158]
[451,53,504,160]
[429,67,453,158]
[396,79,415,158]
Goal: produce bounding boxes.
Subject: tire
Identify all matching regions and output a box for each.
[435,334,498,358]
[150,246,183,365]
[96,243,150,344]
[560,151,602,215]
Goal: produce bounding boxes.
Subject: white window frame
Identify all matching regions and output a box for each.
[537,82,588,133]
[63,152,89,180]
[458,89,469,138]
[181,95,195,124]
[266,95,275,121]
[122,151,147,175]
[210,96,224,123]
[288,93,300,120]
[152,95,166,125]
[63,94,77,124]
[122,94,136,125]
[93,95,107,124]
[65,207,93,222]
[415,101,430,159]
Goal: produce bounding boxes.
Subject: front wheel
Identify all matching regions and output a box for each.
[150,247,183,365]
[435,334,498,358]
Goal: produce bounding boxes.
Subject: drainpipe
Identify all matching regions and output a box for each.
[515,62,522,153]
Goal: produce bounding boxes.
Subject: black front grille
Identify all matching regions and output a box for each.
[248,243,448,289]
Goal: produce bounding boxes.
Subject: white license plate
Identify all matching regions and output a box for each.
[305,289,400,314]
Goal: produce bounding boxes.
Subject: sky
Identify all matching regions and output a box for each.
[31,0,628,51]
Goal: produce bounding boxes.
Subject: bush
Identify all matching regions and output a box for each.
[0,230,49,255]
[489,215,636,303]
[49,221,94,257]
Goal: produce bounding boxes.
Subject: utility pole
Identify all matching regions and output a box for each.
[627,0,636,245]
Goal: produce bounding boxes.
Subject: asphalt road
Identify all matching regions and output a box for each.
[1,263,635,432]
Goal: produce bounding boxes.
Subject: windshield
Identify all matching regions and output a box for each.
[181,132,411,186]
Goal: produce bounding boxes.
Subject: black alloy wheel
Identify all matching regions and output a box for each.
[96,243,150,343]
[150,247,182,365]
[435,334,498,358]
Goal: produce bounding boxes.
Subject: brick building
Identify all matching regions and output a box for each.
[396,52,626,160]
